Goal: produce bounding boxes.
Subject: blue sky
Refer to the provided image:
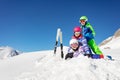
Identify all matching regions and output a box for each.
[0,0,120,52]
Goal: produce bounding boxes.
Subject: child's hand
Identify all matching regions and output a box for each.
[65,53,74,60]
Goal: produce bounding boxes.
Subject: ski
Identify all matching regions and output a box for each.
[54,28,64,58]
[60,31,64,58]
[54,28,60,54]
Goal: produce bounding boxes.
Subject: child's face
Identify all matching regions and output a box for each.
[71,43,78,49]
[74,32,80,37]
[80,20,86,25]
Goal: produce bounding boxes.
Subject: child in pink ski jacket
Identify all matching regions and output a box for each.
[72,26,92,56]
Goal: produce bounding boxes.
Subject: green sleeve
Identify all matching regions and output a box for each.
[86,22,96,36]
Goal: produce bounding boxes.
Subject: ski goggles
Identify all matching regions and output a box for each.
[74,32,81,35]
[80,20,86,23]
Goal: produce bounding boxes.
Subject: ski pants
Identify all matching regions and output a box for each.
[88,39,102,55]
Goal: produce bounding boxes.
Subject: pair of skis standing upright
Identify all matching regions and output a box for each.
[54,28,64,58]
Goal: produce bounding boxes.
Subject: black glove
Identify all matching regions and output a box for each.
[84,54,92,58]
[65,53,74,60]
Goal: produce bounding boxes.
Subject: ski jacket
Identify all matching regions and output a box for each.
[72,35,92,54]
[67,46,84,57]
[81,22,95,41]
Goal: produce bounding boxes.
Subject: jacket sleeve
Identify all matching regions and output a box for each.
[86,22,96,36]
[67,47,74,53]
[80,37,92,54]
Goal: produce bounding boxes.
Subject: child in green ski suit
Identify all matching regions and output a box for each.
[79,16,104,58]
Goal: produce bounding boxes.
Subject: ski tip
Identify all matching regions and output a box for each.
[57,28,61,31]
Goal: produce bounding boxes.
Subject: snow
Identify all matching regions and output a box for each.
[0,46,20,59]
[0,46,120,80]
[100,37,120,49]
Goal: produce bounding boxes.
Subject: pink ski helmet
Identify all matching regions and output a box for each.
[73,26,82,32]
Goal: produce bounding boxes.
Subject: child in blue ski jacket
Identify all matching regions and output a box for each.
[79,16,104,59]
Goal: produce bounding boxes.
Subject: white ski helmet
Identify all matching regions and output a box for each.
[69,39,78,45]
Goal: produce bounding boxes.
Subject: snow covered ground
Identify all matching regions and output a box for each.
[0,46,120,80]
[100,37,120,50]
[0,46,20,59]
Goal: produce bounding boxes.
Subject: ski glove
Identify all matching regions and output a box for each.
[84,54,92,58]
[65,53,74,60]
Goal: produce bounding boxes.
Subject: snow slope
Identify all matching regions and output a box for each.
[99,28,120,49]
[0,46,120,80]
[0,46,20,59]
[100,37,120,50]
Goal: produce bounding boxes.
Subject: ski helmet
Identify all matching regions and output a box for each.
[74,26,82,32]
[80,16,88,21]
[69,39,78,45]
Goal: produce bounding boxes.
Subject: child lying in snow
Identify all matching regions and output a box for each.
[65,39,88,59]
